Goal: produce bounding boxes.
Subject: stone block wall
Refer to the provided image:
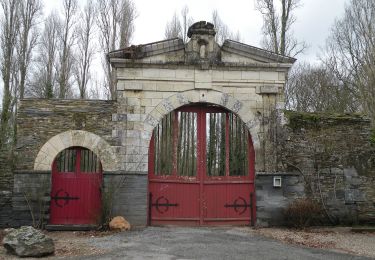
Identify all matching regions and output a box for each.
[0,149,13,227]
[256,174,304,226]
[252,112,375,227]
[104,174,147,226]
[277,112,375,225]
[12,172,51,227]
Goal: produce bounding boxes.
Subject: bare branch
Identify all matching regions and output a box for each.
[286,62,358,113]
[57,0,78,99]
[181,5,193,43]
[28,13,61,99]
[211,10,240,45]
[255,0,306,57]
[164,12,182,39]
[75,0,96,99]
[164,5,193,43]
[0,0,21,146]
[322,0,375,121]
[96,0,136,100]
[18,0,42,99]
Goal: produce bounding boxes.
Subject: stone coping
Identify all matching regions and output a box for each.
[109,59,293,70]
[256,172,301,176]
[103,171,148,175]
[13,170,300,176]
[19,98,115,102]
[14,170,51,174]
[13,170,147,175]
[223,40,297,64]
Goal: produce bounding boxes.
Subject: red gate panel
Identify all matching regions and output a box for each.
[203,182,254,225]
[149,181,200,225]
[148,105,256,226]
[50,147,102,225]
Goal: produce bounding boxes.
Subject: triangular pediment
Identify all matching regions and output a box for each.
[221,40,296,64]
[108,21,296,66]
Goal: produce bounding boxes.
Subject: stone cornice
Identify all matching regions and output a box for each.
[109,59,293,71]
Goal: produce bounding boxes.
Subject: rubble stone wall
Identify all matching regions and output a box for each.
[279,112,375,225]
[253,112,375,227]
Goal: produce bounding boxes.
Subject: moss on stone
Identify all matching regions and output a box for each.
[284,110,367,130]
[370,129,375,145]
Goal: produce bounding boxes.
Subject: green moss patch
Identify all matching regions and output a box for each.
[284,110,367,130]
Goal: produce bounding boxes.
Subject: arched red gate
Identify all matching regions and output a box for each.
[148,104,255,226]
[50,147,102,225]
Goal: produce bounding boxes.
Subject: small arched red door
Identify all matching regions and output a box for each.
[50,147,102,225]
[148,104,255,226]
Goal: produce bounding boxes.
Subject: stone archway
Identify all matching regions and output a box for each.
[140,90,261,172]
[34,130,119,172]
[144,90,260,150]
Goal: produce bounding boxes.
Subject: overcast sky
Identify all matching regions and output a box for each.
[42,0,350,62]
[129,0,349,63]
[0,0,349,102]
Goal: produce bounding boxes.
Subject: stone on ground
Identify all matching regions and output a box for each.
[109,216,131,231]
[2,226,54,257]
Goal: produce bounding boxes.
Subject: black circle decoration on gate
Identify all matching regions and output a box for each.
[224,196,251,215]
[153,196,179,214]
[52,189,80,208]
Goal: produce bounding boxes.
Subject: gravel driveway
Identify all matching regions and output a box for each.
[71,227,372,260]
[1,227,374,259]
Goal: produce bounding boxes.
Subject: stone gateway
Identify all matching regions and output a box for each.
[4,21,375,228]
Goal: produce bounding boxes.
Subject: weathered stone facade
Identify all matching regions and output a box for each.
[15,99,118,171]
[279,112,375,225]
[2,21,374,228]
[11,99,120,227]
[254,112,375,226]
[108,22,294,175]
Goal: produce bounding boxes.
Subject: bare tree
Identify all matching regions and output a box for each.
[164,12,182,39]
[322,0,375,121]
[119,0,136,48]
[164,6,193,42]
[211,10,241,45]
[96,0,137,100]
[286,62,358,112]
[74,0,96,99]
[89,78,105,99]
[29,13,60,98]
[17,0,42,100]
[181,6,193,43]
[0,0,20,146]
[58,0,77,99]
[255,0,306,57]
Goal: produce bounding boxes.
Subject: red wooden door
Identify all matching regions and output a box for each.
[50,147,102,225]
[148,105,255,226]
